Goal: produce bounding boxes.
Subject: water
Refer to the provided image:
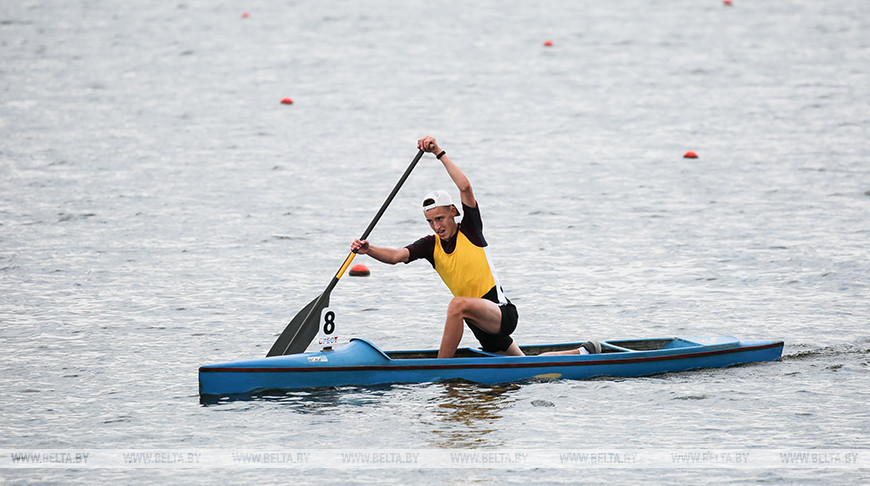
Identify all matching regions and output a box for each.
[1,0,868,483]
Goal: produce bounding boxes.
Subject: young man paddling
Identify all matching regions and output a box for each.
[351,136,524,359]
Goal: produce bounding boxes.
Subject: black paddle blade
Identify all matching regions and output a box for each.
[266,292,330,357]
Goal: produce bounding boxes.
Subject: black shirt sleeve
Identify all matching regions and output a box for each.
[459,203,487,247]
[405,235,436,267]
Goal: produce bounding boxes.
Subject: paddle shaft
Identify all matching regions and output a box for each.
[360,149,426,242]
[267,149,426,356]
[328,148,426,291]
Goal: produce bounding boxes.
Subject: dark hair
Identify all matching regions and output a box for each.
[422,198,435,207]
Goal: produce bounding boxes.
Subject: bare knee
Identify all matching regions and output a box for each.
[446,297,473,319]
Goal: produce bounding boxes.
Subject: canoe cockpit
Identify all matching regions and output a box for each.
[383,338,697,359]
[523,338,693,356]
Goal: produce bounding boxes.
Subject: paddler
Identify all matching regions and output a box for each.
[351,136,523,358]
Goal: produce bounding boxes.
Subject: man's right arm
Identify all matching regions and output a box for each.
[351,239,409,264]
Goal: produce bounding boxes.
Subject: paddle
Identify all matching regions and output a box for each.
[266,148,427,356]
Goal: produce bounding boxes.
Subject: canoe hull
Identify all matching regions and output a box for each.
[199,336,783,396]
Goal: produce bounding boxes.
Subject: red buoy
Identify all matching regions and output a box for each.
[543,40,554,47]
[683,151,699,159]
[349,264,370,277]
[723,0,732,6]
[280,98,293,105]
[242,12,250,18]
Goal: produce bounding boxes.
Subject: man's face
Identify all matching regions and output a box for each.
[424,206,458,240]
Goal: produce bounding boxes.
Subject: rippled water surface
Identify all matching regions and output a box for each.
[2,0,868,484]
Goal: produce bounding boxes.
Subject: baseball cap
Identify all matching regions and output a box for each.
[421,190,458,213]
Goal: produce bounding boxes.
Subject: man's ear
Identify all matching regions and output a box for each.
[451,206,459,217]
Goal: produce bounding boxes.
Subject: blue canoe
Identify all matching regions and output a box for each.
[198,336,783,396]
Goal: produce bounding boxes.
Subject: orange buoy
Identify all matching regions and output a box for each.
[543,40,554,47]
[349,264,370,277]
[280,98,293,105]
[683,151,699,159]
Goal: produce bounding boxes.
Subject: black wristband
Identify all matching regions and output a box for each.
[436,150,446,160]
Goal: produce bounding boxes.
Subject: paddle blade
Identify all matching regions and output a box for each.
[266,292,330,357]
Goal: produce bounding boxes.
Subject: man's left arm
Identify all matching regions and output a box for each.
[417,136,477,208]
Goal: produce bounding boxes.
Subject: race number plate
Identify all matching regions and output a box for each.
[315,307,339,347]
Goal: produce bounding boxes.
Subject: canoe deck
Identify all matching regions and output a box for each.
[199,336,783,397]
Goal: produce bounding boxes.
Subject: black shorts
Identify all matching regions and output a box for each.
[466,301,518,353]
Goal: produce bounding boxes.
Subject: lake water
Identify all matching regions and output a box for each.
[1,0,868,483]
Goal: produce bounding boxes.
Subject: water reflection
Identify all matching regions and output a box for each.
[200,381,521,448]
[199,384,395,410]
[423,382,520,448]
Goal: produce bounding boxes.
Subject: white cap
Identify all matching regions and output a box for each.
[422,190,458,213]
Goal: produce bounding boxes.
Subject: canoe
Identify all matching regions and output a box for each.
[198,335,783,397]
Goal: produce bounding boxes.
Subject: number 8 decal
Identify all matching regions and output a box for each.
[322,309,336,334]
